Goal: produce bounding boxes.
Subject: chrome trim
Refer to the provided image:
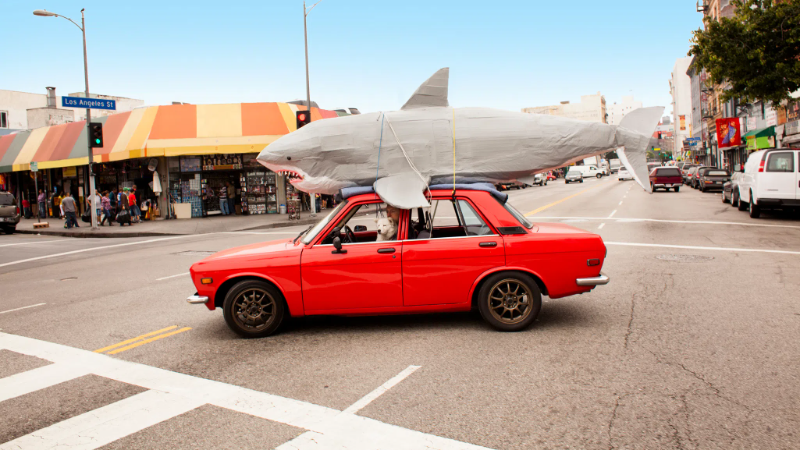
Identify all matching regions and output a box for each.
[576,274,609,286]
[187,294,210,304]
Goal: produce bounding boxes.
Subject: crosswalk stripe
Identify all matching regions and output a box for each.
[0,390,204,450]
[0,363,89,403]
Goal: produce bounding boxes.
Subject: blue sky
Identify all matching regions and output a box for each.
[4,0,702,116]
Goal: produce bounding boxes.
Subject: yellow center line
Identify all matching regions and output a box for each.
[93,326,178,353]
[525,184,606,216]
[107,327,192,355]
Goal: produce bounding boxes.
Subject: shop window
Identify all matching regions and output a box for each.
[0,111,8,128]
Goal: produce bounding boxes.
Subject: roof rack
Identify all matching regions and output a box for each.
[337,181,508,204]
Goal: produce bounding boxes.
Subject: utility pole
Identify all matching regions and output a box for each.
[303,0,323,217]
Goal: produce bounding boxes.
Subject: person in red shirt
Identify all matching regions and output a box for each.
[22,198,31,219]
[128,186,139,222]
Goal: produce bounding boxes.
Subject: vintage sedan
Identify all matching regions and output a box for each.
[188,185,609,337]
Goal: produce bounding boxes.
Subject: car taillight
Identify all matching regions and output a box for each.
[758,158,765,172]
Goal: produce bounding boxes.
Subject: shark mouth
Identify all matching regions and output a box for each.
[276,169,305,184]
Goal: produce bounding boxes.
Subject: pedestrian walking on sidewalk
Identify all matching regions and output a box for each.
[37,190,46,219]
[219,184,229,215]
[129,187,140,223]
[61,193,79,229]
[100,191,114,226]
[22,197,31,219]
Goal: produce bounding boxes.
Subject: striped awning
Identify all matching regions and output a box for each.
[0,102,339,173]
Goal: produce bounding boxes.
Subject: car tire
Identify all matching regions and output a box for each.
[223,279,286,338]
[477,272,542,332]
[674,186,680,193]
[580,179,584,183]
[565,180,569,184]
[748,192,760,218]
[732,190,739,208]
[737,190,748,211]
[596,174,602,179]
[700,184,705,192]
[722,191,729,203]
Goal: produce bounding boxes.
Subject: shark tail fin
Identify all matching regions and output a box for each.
[615,107,665,192]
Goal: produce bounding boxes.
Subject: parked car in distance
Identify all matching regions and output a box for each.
[569,165,604,179]
[188,187,609,337]
[609,158,621,174]
[722,172,744,205]
[496,181,527,191]
[737,149,800,218]
[681,164,699,184]
[698,168,731,192]
[0,191,21,234]
[532,173,548,186]
[618,168,634,181]
[546,171,557,181]
[565,169,584,183]
[690,166,713,189]
[649,167,683,192]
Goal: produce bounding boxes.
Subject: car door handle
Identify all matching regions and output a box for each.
[377,248,396,254]
[479,242,497,248]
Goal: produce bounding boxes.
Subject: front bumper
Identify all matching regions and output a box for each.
[187,293,210,304]
[576,274,610,286]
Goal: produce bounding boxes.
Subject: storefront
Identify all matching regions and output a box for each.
[782,120,800,148]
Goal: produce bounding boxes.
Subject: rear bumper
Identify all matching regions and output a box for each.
[187,293,210,304]
[757,198,800,208]
[576,274,610,286]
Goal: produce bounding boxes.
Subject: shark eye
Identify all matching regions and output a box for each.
[286,157,292,161]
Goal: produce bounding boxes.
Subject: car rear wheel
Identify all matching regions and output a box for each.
[674,186,680,192]
[732,190,739,208]
[748,192,761,218]
[596,174,602,179]
[223,280,286,338]
[737,190,748,211]
[478,273,542,331]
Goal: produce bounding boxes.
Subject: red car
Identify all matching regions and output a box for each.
[649,167,683,192]
[188,186,609,337]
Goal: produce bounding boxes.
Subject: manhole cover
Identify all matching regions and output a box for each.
[656,254,714,263]
[174,251,216,257]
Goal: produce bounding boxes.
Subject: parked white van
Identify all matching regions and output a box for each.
[570,165,605,179]
[737,149,800,218]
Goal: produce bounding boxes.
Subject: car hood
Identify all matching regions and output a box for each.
[535,222,594,235]
[191,239,298,272]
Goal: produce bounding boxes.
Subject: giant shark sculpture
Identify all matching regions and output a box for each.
[258,68,663,208]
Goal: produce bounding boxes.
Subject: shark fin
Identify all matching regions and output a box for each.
[616,106,665,192]
[374,173,431,209]
[401,68,450,110]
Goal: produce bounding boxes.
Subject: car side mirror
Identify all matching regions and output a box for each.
[354,225,367,232]
[332,236,347,254]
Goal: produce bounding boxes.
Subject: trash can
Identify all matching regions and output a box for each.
[279,204,286,215]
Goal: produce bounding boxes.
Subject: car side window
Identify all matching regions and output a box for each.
[766,152,794,173]
[409,199,492,240]
[457,200,493,236]
[321,202,396,244]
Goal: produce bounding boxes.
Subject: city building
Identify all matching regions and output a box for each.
[0,87,144,131]
[670,57,693,160]
[606,95,643,126]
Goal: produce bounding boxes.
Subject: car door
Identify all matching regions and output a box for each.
[301,201,403,312]
[760,151,796,200]
[402,198,504,306]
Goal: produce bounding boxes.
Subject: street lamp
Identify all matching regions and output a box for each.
[33,8,98,229]
[303,0,323,217]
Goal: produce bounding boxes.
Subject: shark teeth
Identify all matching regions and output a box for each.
[277,170,304,183]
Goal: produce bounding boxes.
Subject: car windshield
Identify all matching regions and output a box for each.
[707,170,729,176]
[0,194,15,206]
[301,200,348,244]
[502,201,533,229]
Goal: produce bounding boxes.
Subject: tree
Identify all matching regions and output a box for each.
[688,0,800,105]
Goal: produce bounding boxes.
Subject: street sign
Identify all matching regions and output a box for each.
[30,161,38,172]
[61,96,116,111]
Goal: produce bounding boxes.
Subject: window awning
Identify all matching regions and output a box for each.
[742,126,776,139]
[0,103,340,173]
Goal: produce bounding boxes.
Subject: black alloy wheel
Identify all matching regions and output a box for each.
[223,280,286,338]
[478,272,542,331]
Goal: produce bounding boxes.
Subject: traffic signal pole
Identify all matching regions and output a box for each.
[81,9,97,228]
[304,1,322,217]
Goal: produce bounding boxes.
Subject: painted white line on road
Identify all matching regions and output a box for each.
[156,272,190,281]
[0,332,488,450]
[606,241,800,256]
[531,216,800,230]
[608,210,617,218]
[0,303,46,315]
[343,365,421,414]
[0,234,208,269]
[0,363,90,403]
[598,223,605,230]
[618,201,623,206]
[0,390,204,450]
[0,240,61,248]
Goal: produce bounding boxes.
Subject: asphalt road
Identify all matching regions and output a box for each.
[1,174,799,449]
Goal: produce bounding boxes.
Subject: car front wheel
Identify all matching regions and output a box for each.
[223,280,286,338]
[478,273,542,331]
[748,192,760,218]
[737,190,748,211]
[596,174,602,179]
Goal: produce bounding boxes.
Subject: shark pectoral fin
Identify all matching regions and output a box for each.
[617,106,665,192]
[374,173,431,209]
[400,68,450,110]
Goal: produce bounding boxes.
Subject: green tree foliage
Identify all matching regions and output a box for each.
[689,0,800,105]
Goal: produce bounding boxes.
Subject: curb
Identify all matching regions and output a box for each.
[15,228,180,238]
[238,218,318,231]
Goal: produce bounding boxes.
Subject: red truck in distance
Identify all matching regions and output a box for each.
[649,167,683,192]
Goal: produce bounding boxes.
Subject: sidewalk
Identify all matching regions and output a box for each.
[15,213,319,238]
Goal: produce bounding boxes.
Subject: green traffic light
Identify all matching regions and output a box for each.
[95,139,101,144]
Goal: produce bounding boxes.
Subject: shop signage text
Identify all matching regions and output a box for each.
[61,96,117,111]
[785,120,800,137]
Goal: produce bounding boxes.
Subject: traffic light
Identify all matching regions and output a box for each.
[89,122,104,148]
[295,110,311,129]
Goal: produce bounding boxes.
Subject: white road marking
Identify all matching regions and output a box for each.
[0,363,90,403]
[606,241,800,256]
[618,201,623,205]
[0,234,207,269]
[343,365,421,414]
[156,272,190,281]
[0,239,61,248]
[0,333,488,450]
[608,210,617,218]
[0,303,46,315]
[598,223,605,230]
[0,390,204,450]
[531,216,800,230]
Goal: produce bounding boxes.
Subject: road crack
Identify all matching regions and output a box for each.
[624,294,635,350]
